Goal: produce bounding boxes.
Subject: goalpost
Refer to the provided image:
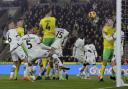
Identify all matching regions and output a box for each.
[116,0,122,87]
[116,0,128,87]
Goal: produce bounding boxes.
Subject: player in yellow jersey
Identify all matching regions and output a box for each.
[14,18,29,80]
[38,9,56,80]
[16,18,25,37]
[98,19,116,81]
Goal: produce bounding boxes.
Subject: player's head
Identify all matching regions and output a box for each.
[31,27,38,34]
[106,18,114,27]
[87,39,91,44]
[45,8,52,17]
[26,29,33,34]
[27,26,38,34]
[78,31,85,39]
[8,20,16,29]
[17,17,24,27]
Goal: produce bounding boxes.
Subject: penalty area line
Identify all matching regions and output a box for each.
[97,86,115,89]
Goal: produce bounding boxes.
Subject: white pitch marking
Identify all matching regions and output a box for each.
[97,86,115,89]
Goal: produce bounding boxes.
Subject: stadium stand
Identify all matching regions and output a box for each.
[0,0,128,62]
[24,0,115,60]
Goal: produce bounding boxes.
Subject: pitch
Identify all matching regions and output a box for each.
[0,75,127,89]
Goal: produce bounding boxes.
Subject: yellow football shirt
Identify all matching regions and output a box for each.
[39,17,56,38]
[16,26,24,37]
[102,25,116,49]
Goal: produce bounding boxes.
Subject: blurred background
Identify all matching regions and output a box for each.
[0,0,128,64]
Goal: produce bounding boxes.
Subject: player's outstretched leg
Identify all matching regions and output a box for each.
[52,54,70,70]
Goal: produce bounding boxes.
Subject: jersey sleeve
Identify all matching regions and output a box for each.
[62,29,69,46]
[64,29,69,38]
[74,39,80,47]
[39,19,42,27]
[92,44,98,57]
[102,26,108,37]
[84,45,88,52]
[6,31,9,40]
[34,35,41,44]
[102,26,107,33]
[18,37,24,45]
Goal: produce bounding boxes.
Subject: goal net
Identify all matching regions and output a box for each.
[116,0,128,87]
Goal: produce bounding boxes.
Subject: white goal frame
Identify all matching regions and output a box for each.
[116,0,128,87]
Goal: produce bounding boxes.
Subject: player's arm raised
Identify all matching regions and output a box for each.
[102,28,114,41]
[62,30,69,47]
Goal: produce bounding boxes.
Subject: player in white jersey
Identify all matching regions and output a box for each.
[51,28,69,57]
[6,21,27,80]
[19,34,50,61]
[12,30,67,81]
[83,39,97,79]
[84,42,97,65]
[51,28,69,80]
[73,35,85,79]
[110,30,124,80]
[73,35,85,63]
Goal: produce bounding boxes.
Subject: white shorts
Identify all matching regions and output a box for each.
[75,53,85,64]
[54,49,63,57]
[28,49,49,62]
[85,57,96,64]
[11,46,26,62]
[51,41,62,57]
[84,53,96,64]
[74,49,84,59]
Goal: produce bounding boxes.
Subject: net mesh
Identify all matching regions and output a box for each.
[122,0,128,63]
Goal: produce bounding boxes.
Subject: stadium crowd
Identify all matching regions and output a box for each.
[24,0,115,61]
[0,0,128,63]
[0,0,128,82]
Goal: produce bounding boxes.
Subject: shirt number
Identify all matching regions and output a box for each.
[56,31,63,38]
[46,22,50,30]
[26,40,32,49]
[8,35,12,43]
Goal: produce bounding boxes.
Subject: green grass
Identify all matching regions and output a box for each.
[0,75,128,89]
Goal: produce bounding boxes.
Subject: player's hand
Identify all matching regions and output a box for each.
[50,47,56,54]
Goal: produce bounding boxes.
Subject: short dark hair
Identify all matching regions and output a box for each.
[45,7,52,15]
[16,17,24,22]
[7,19,16,25]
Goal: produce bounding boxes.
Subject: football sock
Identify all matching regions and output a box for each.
[10,65,16,79]
[112,65,116,77]
[100,61,107,77]
[14,61,21,79]
[42,57,47,69]
[46,65,52,77]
